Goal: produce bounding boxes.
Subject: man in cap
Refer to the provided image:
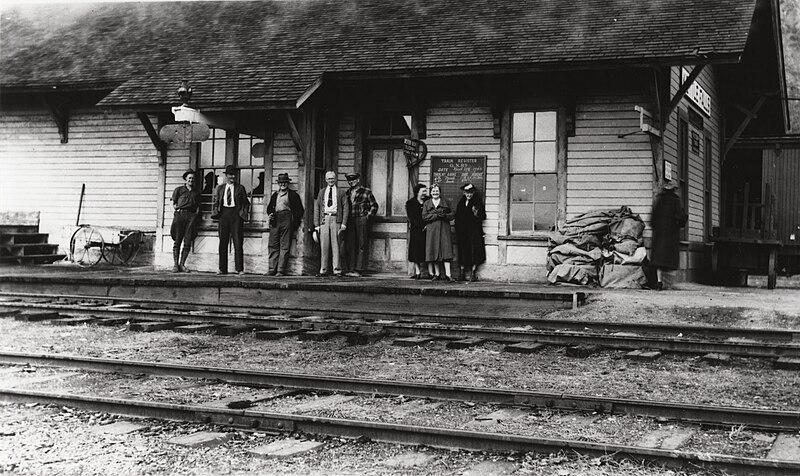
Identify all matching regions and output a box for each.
[313,171,350,277]
[211,165,250,275]
[344,172,379,277]
[266,173,305,276]
[170,168,201,272]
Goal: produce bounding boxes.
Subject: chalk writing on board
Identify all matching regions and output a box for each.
[430,156,486,206]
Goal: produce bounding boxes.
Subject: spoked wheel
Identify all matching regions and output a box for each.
[70,226,104,267]
[105,232,141,266]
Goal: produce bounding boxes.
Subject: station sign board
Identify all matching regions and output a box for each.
[681,68,711,117]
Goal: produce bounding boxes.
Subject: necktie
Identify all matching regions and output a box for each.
[226,186,232,207]
[327,187,333,207]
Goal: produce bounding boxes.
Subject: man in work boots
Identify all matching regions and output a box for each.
[170,168,200,272]
[266,173,304,276]
[211,165,250,275]
[343,173,378,277]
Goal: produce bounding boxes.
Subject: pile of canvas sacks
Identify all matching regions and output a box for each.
[547,206,648,287]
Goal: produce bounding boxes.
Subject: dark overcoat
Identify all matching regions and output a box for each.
[405,197,427,263]
[649,189,688,270]
[454,195,486,267]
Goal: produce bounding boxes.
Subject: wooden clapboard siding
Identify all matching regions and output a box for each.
[0,107,160,250]
[425,99,501,251]
[567,96,653,225]
[663,65,722,242]
[338,114,356,188]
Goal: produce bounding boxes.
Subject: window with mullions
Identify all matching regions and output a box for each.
[367,113,411,217]
[237,133,265,197]
[510,111,557,233]
[198,129,228,218]
[197,130,266,224]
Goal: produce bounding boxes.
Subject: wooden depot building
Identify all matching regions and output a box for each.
[0,0,791,282]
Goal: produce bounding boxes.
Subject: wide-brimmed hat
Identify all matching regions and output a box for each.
[345,173,360,181]
[276,173,292,184]
[223,165,237,175]
[182,168,196,180]
[663,179,678,190]
[460,183,475,191]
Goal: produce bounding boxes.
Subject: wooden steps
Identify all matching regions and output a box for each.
[0,212,65,266]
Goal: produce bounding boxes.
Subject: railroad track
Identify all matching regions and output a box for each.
[2,351,798,431]
[2,290,798,342]
[2,295,800,360]
[1,363,798,476]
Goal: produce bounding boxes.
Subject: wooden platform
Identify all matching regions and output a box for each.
[0,266,585,317]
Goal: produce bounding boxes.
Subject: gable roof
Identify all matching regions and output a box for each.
[1,0,759,109]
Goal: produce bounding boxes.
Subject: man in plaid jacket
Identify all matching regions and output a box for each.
[343,173,379,277]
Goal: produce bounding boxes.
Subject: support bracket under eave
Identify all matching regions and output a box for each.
[42,97,69,143]
[664,64,705,127]
[723,95,768,159]
[137,113,167,166]
[285,112,305,166]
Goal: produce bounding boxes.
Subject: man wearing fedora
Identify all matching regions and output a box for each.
[170,168,201,272]
[266,173,305,276]
[314,171,350,277]
[344,172,379,277]
[211,165,250,275]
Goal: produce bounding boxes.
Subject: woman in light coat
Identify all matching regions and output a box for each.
[422,183,456,282]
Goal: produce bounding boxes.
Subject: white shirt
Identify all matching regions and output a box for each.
[323,186,337,214]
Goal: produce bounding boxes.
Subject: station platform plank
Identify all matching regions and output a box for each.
[0,266,584,317]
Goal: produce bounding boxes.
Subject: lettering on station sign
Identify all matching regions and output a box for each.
[681,68,711,117]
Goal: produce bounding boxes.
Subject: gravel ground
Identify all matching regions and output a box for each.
[3,368,781,460]
[0,285,798,475]
[0,318,798,411]
[0,403,735,476]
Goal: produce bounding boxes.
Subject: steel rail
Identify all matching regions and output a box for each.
[1,388,797,476]
[2,291,799,342]
[2,352,797,431]
[2,303,799,358]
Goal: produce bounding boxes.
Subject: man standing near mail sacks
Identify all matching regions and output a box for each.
[266,173,304,276]
[211,165,250,275]
[344,172,378,277]
[314,171,349,277]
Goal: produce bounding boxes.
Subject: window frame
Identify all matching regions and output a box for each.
[194,128,269,228]
[364,113,412,221]
[506,108,561,235]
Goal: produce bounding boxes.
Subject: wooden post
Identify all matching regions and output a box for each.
[768,246,777,290]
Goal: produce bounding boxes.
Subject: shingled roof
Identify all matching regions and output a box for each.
[0,0,759,109]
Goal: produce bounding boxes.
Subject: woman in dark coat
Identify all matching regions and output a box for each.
[649,180,688,290]
[455,183,486,281]
[405,183,433,279]
[422,183,456,282]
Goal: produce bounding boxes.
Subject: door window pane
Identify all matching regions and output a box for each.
[510,203,533,233]
[391,149,408,217]
[534,142,557,172]
[534,174,557,202]
[511,174,534,202]
[535,111,557,140]
[534,203,556,231]
[371,150,388,217]
[511,142,534,172]
[512,112,535,141]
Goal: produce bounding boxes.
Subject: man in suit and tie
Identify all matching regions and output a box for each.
[313,171,350,277]
[211,165,250,275]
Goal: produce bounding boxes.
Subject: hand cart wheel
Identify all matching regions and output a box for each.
[70,226,104,267]
[106,231,141,265]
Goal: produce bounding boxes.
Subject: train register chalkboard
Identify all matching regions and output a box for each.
[430,156,487,205]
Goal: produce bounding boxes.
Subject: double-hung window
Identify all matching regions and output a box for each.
[510,111,558,233]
